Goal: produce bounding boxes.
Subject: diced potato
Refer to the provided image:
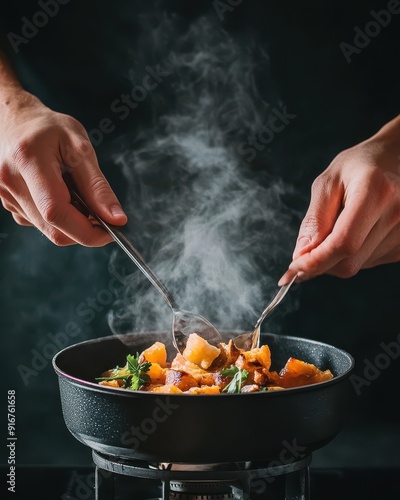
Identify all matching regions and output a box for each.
[149,384,183,394]
[147,363,166,385]
[140,341,168,367]
[182,333,221,369]
[187,385,221,394]
[97,338,335,395]
[171,354,215,385]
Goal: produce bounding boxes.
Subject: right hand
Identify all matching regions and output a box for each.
[0,91,127,246]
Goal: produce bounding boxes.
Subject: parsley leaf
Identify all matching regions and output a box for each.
[221,365,249,393]
[126,353,152,391]
[96,353,152,391]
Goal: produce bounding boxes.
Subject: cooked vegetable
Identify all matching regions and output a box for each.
[182,333,221,369]
[97,333,334,394]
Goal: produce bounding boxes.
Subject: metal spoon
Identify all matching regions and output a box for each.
[65,176,223,354]
[233,274,297,350]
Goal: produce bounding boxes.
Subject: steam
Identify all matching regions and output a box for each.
[108,14,299,335]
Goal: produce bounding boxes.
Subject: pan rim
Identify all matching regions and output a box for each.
[52,331,355,398]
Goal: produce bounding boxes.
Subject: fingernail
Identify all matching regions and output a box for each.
[110,205,126,218]
[278,272,291,286]
[293,236,312,259]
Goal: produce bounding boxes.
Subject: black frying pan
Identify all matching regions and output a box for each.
[52,332,355,464]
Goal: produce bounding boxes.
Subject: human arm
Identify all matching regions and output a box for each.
[279,114,400,284]
[0,50,127,246]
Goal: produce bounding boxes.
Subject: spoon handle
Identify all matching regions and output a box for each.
[64,174,178,310]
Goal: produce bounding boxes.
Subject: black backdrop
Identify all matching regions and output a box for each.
[1,0,400,470]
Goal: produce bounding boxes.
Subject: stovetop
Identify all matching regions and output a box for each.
[3,465,400,499]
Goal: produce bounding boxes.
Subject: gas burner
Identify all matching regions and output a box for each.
[156,463,235,500]
[92,451,312,500]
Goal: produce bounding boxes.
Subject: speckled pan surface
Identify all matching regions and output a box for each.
[53,332,355,463]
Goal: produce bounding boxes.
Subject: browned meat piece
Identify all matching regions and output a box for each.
[165,369,199,391]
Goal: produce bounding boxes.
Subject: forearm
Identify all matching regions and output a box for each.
[0,50,40,121]
[0,49,39,121]
[373,114,400,147]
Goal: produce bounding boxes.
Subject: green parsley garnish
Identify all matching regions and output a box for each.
[126,353,152,390]
[96,352,152,390]
[221,365,249,393]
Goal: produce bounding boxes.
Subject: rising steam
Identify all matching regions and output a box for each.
[107,13,299,336]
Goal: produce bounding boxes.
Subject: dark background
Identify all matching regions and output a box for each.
[0,0,400,474]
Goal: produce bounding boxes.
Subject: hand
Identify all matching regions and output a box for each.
[279,115,400,285]
[0,91,127,246]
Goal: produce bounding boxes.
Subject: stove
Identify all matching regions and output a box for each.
[4,462,400,499]
[92,451,311,499]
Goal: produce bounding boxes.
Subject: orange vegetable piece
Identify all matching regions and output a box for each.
[149,384,183,394]
[187,385,221,394]
[147,363,166,385]
[278,357,333,388]
[165,369,199,391]
[140,341,168,367]
[182,333,221,369]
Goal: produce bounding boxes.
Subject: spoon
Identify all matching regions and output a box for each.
[233,274,297,351]
[64,176,223,354]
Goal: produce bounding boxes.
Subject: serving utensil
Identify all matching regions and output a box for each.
[65,176,223,354]
[233,274,297,350]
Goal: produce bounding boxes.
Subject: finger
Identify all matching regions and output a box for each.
[364,246,400,268]
[1,175,79,244]
[60,138,127,226]
[278,175,343,285]
[291,173,344,260]
[362,225,400,268]
[287,178,388,279]
[12,213,33,226]
[18,154,113,246]
[323,216,395,278]
[0,195,27,217]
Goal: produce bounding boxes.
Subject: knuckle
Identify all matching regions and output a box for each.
[89,175,112,197]
[72,136,93,157]
[331,259,361,279]
[39,198,66,225]
[299,214,324,233]
[46,226,70,246]
[12,214,31,226]
[10,139,35,166]
[334,236,361,258]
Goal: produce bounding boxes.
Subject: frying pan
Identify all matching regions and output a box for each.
[52,332,355,464]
